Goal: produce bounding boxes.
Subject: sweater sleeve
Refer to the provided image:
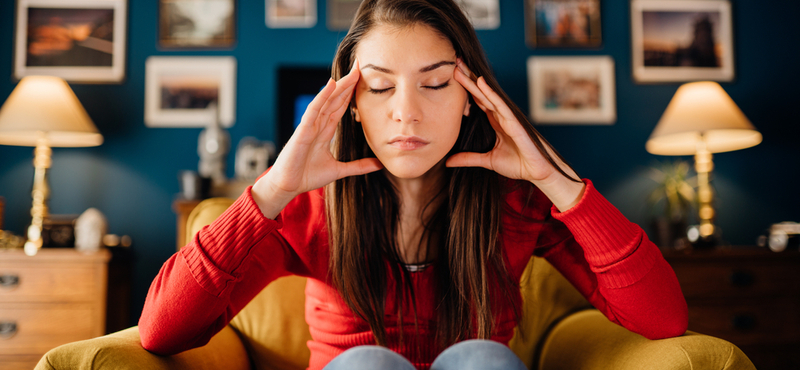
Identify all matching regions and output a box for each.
[538,180,688,340]
[139,187,313,355]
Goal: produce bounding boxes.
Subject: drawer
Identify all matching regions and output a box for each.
[0,302,103,356]
[0,263,102,303]
[686,299,800,346]
[0,355,45,370]
[671,261,800,299]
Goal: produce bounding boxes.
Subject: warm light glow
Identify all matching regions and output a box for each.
[0,76,103,147]
[646,81,761,156]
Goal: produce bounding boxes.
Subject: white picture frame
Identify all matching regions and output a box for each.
[631,0,734,83]
[13,0,127,83]
[144,56,237,128]
[266,0,316,29]
[457,0,500,30]
[527,56,616,125]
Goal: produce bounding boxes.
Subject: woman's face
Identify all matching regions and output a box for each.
[353,24,470,179]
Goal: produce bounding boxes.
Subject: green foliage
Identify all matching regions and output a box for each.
[647,160,696,222]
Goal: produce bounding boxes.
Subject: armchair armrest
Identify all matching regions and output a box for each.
[35,326,250,370]
[538,310,756,370]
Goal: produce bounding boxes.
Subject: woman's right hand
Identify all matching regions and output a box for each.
[251,59,383,219]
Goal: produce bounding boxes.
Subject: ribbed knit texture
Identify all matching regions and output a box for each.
[139,179,688,368]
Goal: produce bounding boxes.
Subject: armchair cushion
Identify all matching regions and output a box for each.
[537,310,756,370]
[35,326,250,370]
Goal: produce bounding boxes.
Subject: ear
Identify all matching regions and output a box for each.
[351,106,361,122]
[462,98,471,117]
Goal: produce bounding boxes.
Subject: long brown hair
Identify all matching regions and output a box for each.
[325,0,579,352]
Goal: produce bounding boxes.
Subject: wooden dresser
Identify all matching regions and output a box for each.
[0,248,110,370]
[663,247,800,370]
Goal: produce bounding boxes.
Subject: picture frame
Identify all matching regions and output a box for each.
[13,0,127,83]
[527,56,616,125]
[631,0,734,83]
[457,0,500,30]
[524,0,602,48]
[327,0,361,31]
[144,56,237,128]
[266,0,316,29]
[276,66,331,148]
[158,0,236,49]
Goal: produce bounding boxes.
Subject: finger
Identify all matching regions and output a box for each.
[337,157,384,179]
[445,152,493,170]
[454,63,496,113]
[476,77,517,127]
[299,78,335,129]
[320,83,356,140]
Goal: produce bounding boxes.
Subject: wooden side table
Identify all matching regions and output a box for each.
[663,247,800,370]
[0,248,110,370]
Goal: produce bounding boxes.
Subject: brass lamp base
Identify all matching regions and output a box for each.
[23,140,51,256]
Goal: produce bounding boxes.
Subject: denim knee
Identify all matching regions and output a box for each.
[430,339,527,370]
[323,345,416,370]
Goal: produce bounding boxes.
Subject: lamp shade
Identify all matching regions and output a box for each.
[0,76,103,147]
[646,81,761,156]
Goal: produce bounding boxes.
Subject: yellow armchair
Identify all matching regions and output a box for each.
[35,197,756,370]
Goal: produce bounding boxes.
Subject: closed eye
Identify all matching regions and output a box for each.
[369,87,393,94]
[425,80,450,90]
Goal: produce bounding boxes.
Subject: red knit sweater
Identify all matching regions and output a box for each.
[139,179,687,369]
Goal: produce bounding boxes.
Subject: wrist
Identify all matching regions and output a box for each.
[531,174,585,212]
[251,176,297,219]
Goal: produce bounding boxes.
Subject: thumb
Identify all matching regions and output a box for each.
[445,152,492,169]
[336,158,384,179]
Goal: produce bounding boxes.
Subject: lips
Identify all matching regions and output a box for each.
[388,135,429,150]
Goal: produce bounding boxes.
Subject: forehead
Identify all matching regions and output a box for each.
[355,24,456,70]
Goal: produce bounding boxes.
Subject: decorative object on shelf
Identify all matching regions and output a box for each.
[327,0,361,30]
[13,0,127,83]
[74,208,107,253]
[144,56,237,128]
[646,81,761,247]
[42,214,77,248]
[197,103,230,187]
[179,170,210,200]
[0,230,25,250]
[527,56,616,125]
[235,137,275,182]
[158,0,236,48]
[757,222,800,253]
[277,66,332,148]
[0,76,103,256]
[647,160,696,250]
[524,0,601,48]
[266,0,316,28]
[631,0,734,83]
[457,0,500,30]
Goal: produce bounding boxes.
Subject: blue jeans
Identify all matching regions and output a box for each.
[322,339,527,370]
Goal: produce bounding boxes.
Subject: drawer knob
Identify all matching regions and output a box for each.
[732,313,757,331]
[0,321,17,339]
[0,274,19,289]
[729,270,754,287]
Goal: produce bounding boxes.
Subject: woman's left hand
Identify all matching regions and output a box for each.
[447,59,585,211]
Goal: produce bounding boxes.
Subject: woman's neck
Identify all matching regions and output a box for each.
[385,161,447,264]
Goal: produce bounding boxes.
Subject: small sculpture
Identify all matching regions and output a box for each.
[74,208,107,253]
[235,137,275,181]
[198,102,230,187]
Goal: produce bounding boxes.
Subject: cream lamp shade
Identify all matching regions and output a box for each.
[646,81,761,156]
[0,76,103,147]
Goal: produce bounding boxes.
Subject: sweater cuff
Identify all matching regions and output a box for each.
[181,186,282,296]
[551,179,659,287]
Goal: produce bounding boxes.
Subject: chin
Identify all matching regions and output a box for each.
[381,160,437,179]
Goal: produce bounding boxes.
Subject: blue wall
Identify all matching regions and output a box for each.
[1,1,798,326]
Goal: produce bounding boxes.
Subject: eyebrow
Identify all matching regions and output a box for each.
[361,60,456,74]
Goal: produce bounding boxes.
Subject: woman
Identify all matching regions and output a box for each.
[139,0,688,369]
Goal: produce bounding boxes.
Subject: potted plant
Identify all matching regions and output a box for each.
[647,160,696,250]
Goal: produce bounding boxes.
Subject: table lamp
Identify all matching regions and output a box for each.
[0,76,103,256]
[646,81,761,245]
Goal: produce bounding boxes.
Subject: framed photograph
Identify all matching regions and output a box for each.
[266,0,316,28]
[13,0,127,83]
[158,0,236,48]
[631,0,734,83]
[327,0,361,31]
[457,0,500,30]
[527,56,616,125]
[525,0,602,48]
[144,56,237,128]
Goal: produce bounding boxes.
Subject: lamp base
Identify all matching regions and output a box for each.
[687,224,724,250]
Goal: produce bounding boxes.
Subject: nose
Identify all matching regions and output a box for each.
[391,85,422,123]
